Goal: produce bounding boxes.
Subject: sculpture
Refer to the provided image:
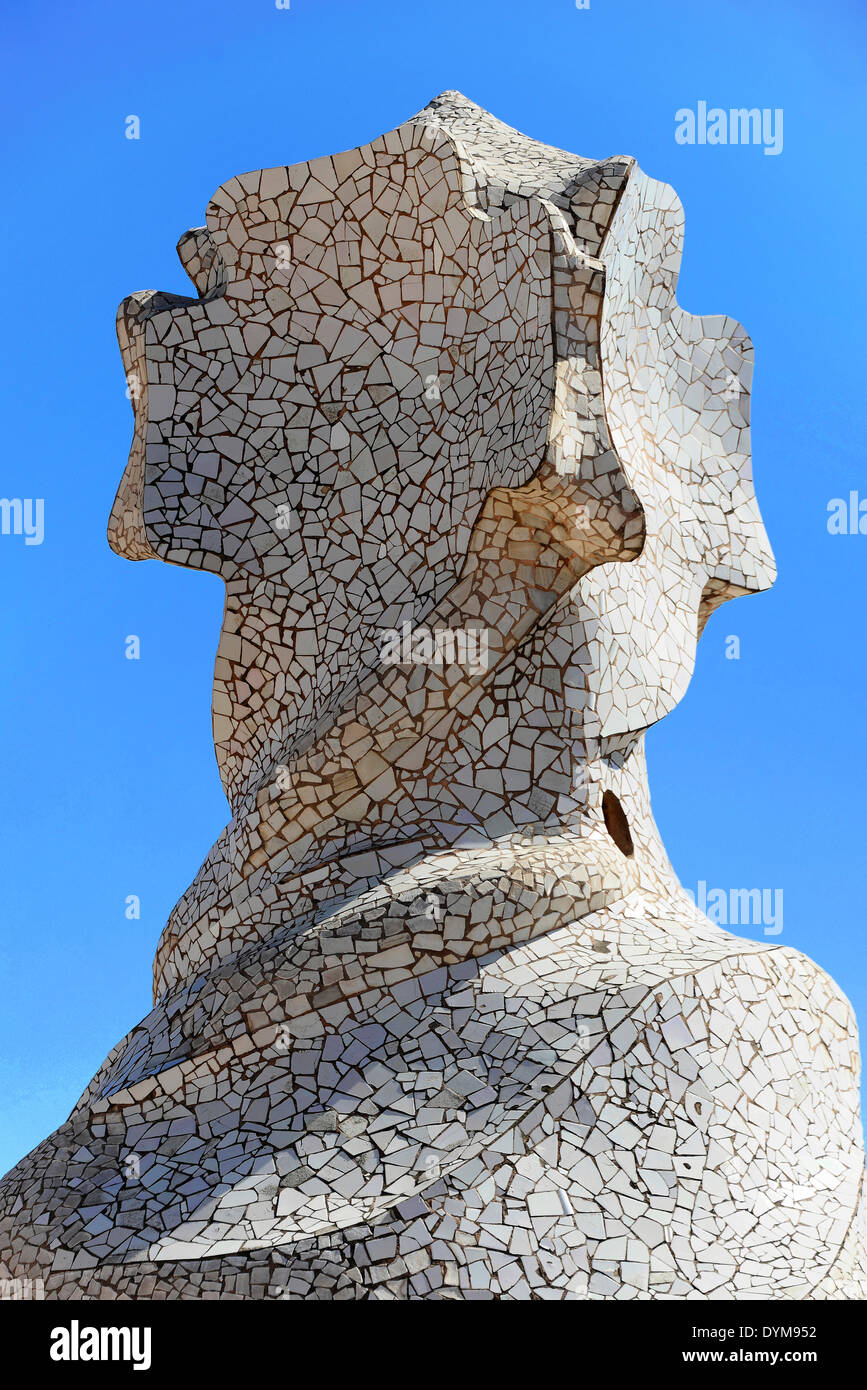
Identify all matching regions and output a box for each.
[1,92,864,1300]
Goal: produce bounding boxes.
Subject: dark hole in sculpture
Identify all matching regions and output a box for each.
[602,790,634,858]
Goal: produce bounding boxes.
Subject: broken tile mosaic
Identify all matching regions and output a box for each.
[1,92,862,1301]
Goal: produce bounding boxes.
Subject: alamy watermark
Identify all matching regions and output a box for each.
[379,621,489,673]
[675,103,783,156]
[0,498,44,545]
[1,1277,44,1300]
[827,492,867,535]
[685,880,783,935]
[50,1322,151,1371]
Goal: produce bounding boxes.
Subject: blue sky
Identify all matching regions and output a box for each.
[0,0,864,1175]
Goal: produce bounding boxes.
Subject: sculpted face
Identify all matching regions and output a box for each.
[110,118,645,805]
[111,113,774,794]
[111,125,563,587]
[575,165,775,738]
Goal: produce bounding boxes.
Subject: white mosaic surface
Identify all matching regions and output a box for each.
[1,93,863,1300]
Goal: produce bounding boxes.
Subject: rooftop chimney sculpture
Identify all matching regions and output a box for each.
[1,93,863,1300]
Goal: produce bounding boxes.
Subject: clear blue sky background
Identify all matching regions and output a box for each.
[0,0,864,1175]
